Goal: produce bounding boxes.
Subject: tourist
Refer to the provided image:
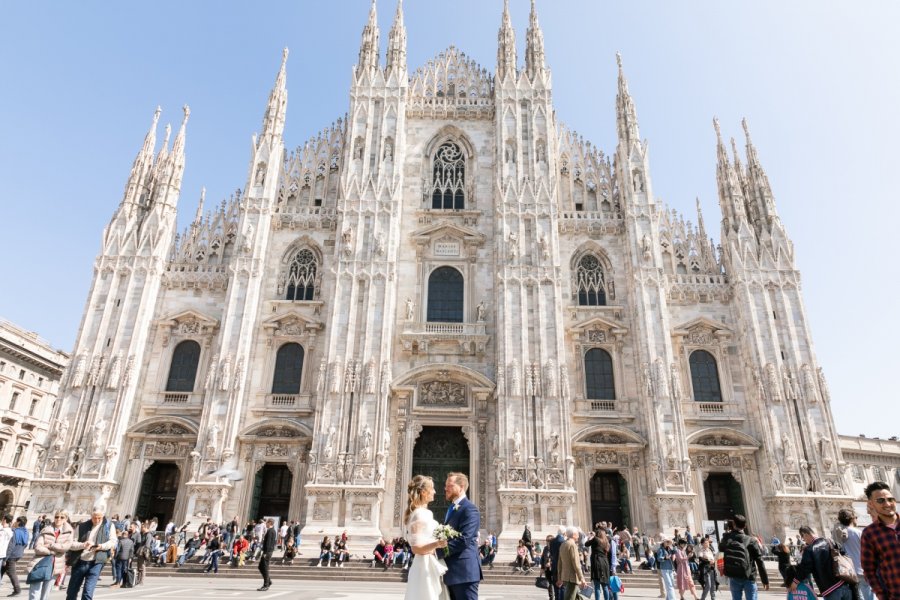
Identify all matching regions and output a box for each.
[771,538,793,586]
[479,539,496,568]
[110,529,133,588]
[860,481,900,600]
[282,537,297,565]
[178,532,202,566]
[291,520,301,550]
[675,539,699,600]
[394,538,411,569]
[257,518,276,591]
[696,537,717,600]
[277,521,288,550]
[832,509,865,600]
[318,536,334,567]
[791,525,849,600]
[28,516,44,550]
[133,521,150,585]
[371,537,386,567]
[720,515,769,600]
[383,539,395,569]
[334,535,349,567]
[657,538,677,600]
[28,511,73,600]
[515,539,533,573]
[65,508,117,600]
[586,528,611,600]
[2,515,29,596]
[557,526,588,599]
[165,534,178,564]
[204,533,222,574]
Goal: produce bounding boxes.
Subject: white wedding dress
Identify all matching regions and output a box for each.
[404,507,451,600]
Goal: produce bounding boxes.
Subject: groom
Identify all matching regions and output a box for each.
[443,472,482,600]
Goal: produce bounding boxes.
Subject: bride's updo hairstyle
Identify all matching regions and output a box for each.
[404,474,434,525]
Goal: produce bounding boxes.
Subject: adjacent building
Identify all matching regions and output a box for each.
[0,319,68,514]
[28,1,896,545]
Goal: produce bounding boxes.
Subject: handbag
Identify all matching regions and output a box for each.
[26,556,54,583]
[829,542,858,584]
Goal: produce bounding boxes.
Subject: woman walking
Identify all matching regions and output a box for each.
[674,540,699,600]
[27,511,73,600]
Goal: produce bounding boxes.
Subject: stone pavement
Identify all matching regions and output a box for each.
[47,577,792,600]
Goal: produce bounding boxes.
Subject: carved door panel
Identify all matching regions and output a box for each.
[135,462,180,526]
[590,471,629,528]
[250,463,293,521]
[703,473,744,521]
[411,426,470,521]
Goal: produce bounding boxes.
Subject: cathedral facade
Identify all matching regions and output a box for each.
[30,1,858,546]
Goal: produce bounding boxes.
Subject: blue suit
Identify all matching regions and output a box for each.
[443,496,482,600]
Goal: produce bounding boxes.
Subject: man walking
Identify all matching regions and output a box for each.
[860,481,900,600]
[557,526,588,600]
[720,514,769,600]
[257,518,276,591]
[2,516,29,596]
[791,525,849,600]
[66,509,117,600]
[549,525,567,600]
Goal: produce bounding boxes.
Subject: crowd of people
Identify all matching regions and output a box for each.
[0,478,895,599]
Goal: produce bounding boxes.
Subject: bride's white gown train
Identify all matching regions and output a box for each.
[404,507,450,600]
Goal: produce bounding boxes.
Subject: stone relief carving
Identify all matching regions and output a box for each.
[419,381,466,407]
[313,502,332,521]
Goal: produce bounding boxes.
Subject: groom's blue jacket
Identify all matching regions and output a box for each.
[443,496,483,586]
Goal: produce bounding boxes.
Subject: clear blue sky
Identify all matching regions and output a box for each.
[1,1,897,438]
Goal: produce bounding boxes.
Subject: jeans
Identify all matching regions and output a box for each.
[29,579,53,600]
[858,577,875,600]
[661,568,677,600]
[700,569,717,600]
[4,558,22,593]
[65,560,104,600]
[824,585,851,600]
[177,548,196,566]
[204,551,220,573]
[112,558,127,584]
[728,578,758,600]
[592,581,610,600]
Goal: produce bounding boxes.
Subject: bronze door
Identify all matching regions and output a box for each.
[411,426,470,522]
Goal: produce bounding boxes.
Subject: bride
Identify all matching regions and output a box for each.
[404,475,450,600]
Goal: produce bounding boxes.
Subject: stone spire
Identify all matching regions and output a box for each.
[357,0,380,75]
[742,117,779,227]
[714,117,748,233]
[385,0,407,76]
[496,0,517,82]
[194,186,206,224]
[615,52,641,149]
[261,48,289,141]
[123,106,161,206]
[696,197,708,241]
[525,0,546,80]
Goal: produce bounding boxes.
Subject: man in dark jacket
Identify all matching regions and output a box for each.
[2,516,29,596]
[111,530,135,588]
[258,519,276,591]
[720,514,769,600]
[66,510,117,600]
[549,526,566,600]
[791,526,850,600]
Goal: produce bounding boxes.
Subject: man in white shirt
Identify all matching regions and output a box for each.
[66,509,118,600]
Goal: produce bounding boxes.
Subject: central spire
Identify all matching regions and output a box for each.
[357,0,381,75]
[615,52,641,149]
[386,0,407,76]
[525,0,546,80]
[496,0,517,81]
[261,48,289,141]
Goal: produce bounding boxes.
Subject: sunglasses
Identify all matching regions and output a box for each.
[875,497,896,505]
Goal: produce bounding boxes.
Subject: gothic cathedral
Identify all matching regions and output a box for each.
[31,0,851,545]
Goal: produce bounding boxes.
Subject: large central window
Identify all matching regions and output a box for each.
[427,266,464,322]
[431,142,466,210]
[285,249,318,301]
[576,254,608,306]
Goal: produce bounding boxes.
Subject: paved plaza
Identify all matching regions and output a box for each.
[59,577,791,600]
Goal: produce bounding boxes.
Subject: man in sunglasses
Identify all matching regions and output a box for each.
[860,481,899,600]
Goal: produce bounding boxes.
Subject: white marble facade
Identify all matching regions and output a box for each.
[30,1,866,546]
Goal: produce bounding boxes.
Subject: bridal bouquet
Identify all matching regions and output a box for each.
[433,524,461,557]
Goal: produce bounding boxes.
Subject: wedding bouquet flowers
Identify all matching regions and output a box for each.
[433,524,460,557]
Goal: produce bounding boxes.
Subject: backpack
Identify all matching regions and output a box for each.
[721,533,753,580]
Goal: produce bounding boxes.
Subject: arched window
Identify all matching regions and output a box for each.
[12,444,23,468]
[689,350,722,402]
[272,343,305,394]
[584,348,615,400]
[576,255,608,306]
[431,142,466,209]
[286,249,318,301]
[165,340,201,392]
[427,267,464,323]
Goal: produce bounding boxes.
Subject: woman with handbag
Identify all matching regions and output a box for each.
[27,511,73,600]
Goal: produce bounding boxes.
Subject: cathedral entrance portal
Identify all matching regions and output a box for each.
[249,463,293,521]
[704,473,745,521]
[135,462,180,525]
[0,490,13,515]
[589,471,630,528]
[411,426,469,521]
